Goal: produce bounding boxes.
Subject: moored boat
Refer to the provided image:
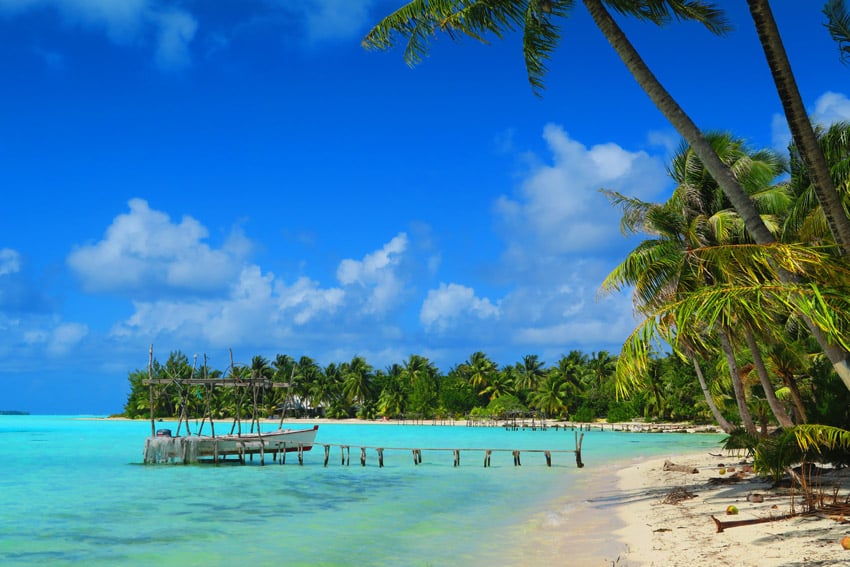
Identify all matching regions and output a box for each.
[144,425,319,464]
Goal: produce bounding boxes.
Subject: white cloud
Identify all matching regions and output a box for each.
[420,283,499,331]
[67,198,249,297]
[0,248,21,276]
[414,125,665,358]
[337,233,408,314]
[813,91,850,126]
[152,9,198,69]
[48,322,89,355]
[112,265,345,347]
[0,0,197,69]
[17,317,88,357]
[771,113,792,152]
[273,0,377,43]
[495,124,667,259]
[276,275,345,325]
[109,234,419,349]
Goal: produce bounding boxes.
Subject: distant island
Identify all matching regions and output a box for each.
[0,410,29,415]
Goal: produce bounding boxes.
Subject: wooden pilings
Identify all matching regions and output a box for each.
[305,443,583,468]
[575,432,584,468]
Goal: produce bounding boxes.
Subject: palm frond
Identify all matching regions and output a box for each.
[521,0,569,94]
[364,1,572,94]
[824,0,850,64]
[362,0,447,66]
[793,423,850,452]
[606,0,731,35]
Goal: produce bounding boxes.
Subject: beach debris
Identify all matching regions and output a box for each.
[725,505,739,515]
[662,460,699,474]
[710,512,798,533]
[719,468,727,475]
[747,493,764,503]
[842,536,850,550]
[662,486,697,504]
[707,471,746,485]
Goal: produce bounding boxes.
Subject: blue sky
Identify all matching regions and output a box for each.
[2,1,849,414]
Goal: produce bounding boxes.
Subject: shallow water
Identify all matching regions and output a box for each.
[0,416,722,566]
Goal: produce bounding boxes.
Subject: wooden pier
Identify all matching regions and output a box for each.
[316,432,584,468]
[145,431,585,469]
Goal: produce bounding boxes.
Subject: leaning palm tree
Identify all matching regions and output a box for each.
[785,121,850,243]
[746,0,850,255]
[364,0,850,388]
[603,133,808,433]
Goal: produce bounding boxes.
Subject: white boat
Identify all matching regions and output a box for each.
[144,425,319,464]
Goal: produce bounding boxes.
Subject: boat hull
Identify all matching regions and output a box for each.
[144,425,319,464]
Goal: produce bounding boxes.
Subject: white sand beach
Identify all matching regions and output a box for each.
[614,453,850,566]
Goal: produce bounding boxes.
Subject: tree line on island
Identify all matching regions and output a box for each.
[122,343,850,434]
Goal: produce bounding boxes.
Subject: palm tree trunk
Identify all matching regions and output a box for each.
[746,0,850,256]
[583,0,850,392]
[718,328,757,435]
[691,355,736,433]
[582,0,774,244]
[743,325,794,428]
[781,372,808,425]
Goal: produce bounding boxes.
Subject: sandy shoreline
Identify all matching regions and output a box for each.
[614,452,850,566]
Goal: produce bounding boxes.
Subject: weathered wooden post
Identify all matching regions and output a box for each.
[377,448,384,468]
[453,449,460,467]
[298,443,304,465]
[484,450,491,468]
[148,344,156,437]
[323,444,330,467]
[360,447,367,467]
[341,445,350,466]
[575,432,584,468]
[545,450,552,467]
[513,450,521,466]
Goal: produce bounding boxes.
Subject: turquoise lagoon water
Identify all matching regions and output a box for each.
[0,416,722,566]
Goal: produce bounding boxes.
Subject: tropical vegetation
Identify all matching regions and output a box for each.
[123,348,706,423]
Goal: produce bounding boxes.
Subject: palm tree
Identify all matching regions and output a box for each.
[460,351,499,396]
[685,345,736,432]
[548,352,588,412]
[514,354,547,393]
[480,368,515,401]
[365,0,850,388]
[401,355,439,417]
[603,133,794,433]
[342,355,375,407]
[746,0,850,255]
[378,363,406,417]
[785,122,850,243]
[528,373,569,417]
